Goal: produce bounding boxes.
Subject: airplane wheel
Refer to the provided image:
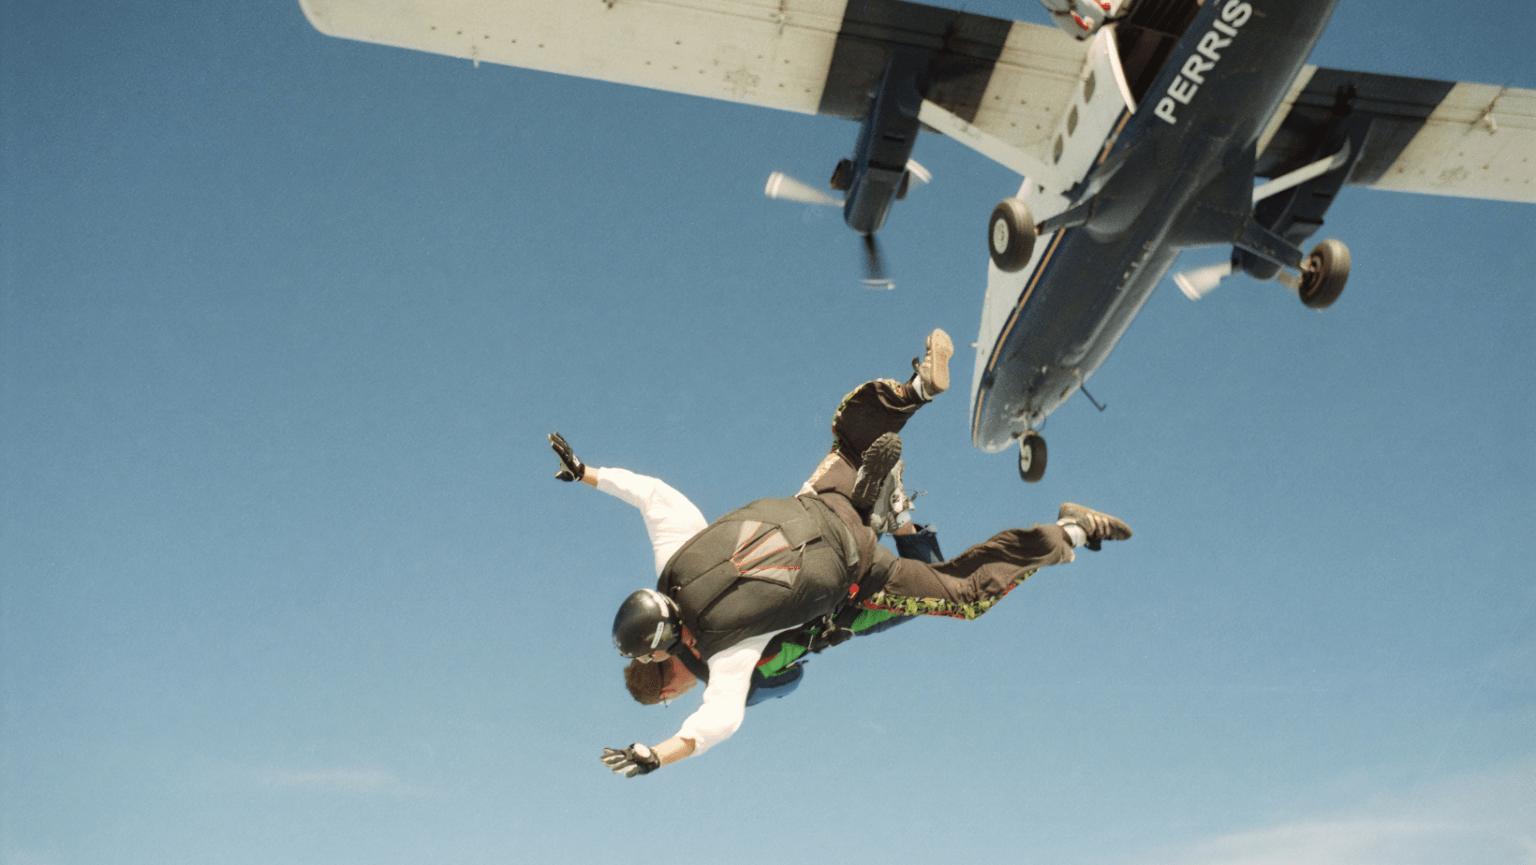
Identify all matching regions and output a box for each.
[989,199,1037,273]
[1017,433,1047,483]
[1299,238,1350,310]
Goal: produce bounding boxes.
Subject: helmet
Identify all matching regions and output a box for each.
[612,588,681,659]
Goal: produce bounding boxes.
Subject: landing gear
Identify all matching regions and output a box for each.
[1298,238,1350,310]
[989,199,1037,273]
[1017,432,1047,483]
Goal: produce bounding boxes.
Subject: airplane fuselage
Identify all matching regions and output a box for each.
[972,0,1339,452]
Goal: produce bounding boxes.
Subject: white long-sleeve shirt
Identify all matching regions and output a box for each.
[594,466,708,575]
[593,466,791,755]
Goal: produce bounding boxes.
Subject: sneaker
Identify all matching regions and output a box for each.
[851,433,902,512]
[911,328,952,400]
[1057,503,1132,551]
[867,459,916,535]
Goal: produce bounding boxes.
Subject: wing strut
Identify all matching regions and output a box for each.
[1251,141,1352,204]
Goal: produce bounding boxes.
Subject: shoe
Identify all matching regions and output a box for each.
[910,329,952,400]
[1057,503,1132,551]
[867,459,916,535]
[852,433,902,512]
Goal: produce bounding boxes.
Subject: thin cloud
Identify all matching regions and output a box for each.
[1166,819,1531,865]
[1131,762,1536,865]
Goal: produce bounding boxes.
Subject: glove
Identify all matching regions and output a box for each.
[600,743,661,777]
[549,432,586,482]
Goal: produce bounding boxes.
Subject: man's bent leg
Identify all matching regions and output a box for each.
[804,329,950,500]
[860,524,1077,619]
[805,379,923,499]
[831,378,926,463]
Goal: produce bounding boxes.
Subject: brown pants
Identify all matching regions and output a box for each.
[804,380,1075,620]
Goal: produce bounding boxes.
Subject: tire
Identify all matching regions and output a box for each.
[1017,433,1047,484]
[989,199,1037,273]
[1299,238,1350,310]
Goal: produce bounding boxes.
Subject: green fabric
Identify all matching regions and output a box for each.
[754,607,907,678]
[848,607,903,631]
[756,641,809,678]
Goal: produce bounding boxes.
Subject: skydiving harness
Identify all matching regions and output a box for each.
[658,494,865,682]
[753,526,938,697]
[803,585,867,652]
[788,572,886,654]
[666,579,870,686]
[805,612,855,652]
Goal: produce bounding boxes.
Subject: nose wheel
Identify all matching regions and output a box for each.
[1017,432,1047,483]
[1297,238,1350,310]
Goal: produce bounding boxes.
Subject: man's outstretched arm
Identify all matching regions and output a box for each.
[548,432,707,574]
[549,431,587,483]
[600,736,696,777]
[599,632,777,777]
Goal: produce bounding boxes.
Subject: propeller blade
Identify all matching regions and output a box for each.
[1173,261,1233,300]
[860,234,893,289]
[764,172,843,207]
[904,159,933,189]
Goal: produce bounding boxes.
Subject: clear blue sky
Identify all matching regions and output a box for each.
[2,2,1532,864]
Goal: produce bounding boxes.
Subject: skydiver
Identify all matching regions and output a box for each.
[621,512,943,709]
[548,329,1133,777]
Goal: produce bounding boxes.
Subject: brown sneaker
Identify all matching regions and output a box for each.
[852,433,902,512]
[910,328,952,400]
[1057,503,1132,551]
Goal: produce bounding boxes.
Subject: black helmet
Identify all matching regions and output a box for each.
[612,588,681,659]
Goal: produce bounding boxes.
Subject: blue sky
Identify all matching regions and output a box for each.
[2,2,1532,864]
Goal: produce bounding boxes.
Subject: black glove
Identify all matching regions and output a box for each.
[600,744,661,777]
[548,432,585,482]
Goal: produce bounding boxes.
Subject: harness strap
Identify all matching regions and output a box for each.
[674,640,711,685]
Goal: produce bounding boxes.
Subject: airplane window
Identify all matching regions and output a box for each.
[1084,71,1096,104]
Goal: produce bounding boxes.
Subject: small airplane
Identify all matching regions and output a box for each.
[298,0,1535,481]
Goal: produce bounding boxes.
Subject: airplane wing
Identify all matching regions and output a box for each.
[298,0,1087,163]
[1256,66,1536,203]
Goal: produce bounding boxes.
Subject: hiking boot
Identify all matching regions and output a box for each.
[1057,503,1132,551]
[867,459,916,535]
[910,328,952,400]
[852,432,902,512]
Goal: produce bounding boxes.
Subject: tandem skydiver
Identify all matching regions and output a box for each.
[620,513,942,709]
[549,329,1133,778]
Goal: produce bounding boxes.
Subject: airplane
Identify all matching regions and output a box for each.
[297,0,1535,482]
